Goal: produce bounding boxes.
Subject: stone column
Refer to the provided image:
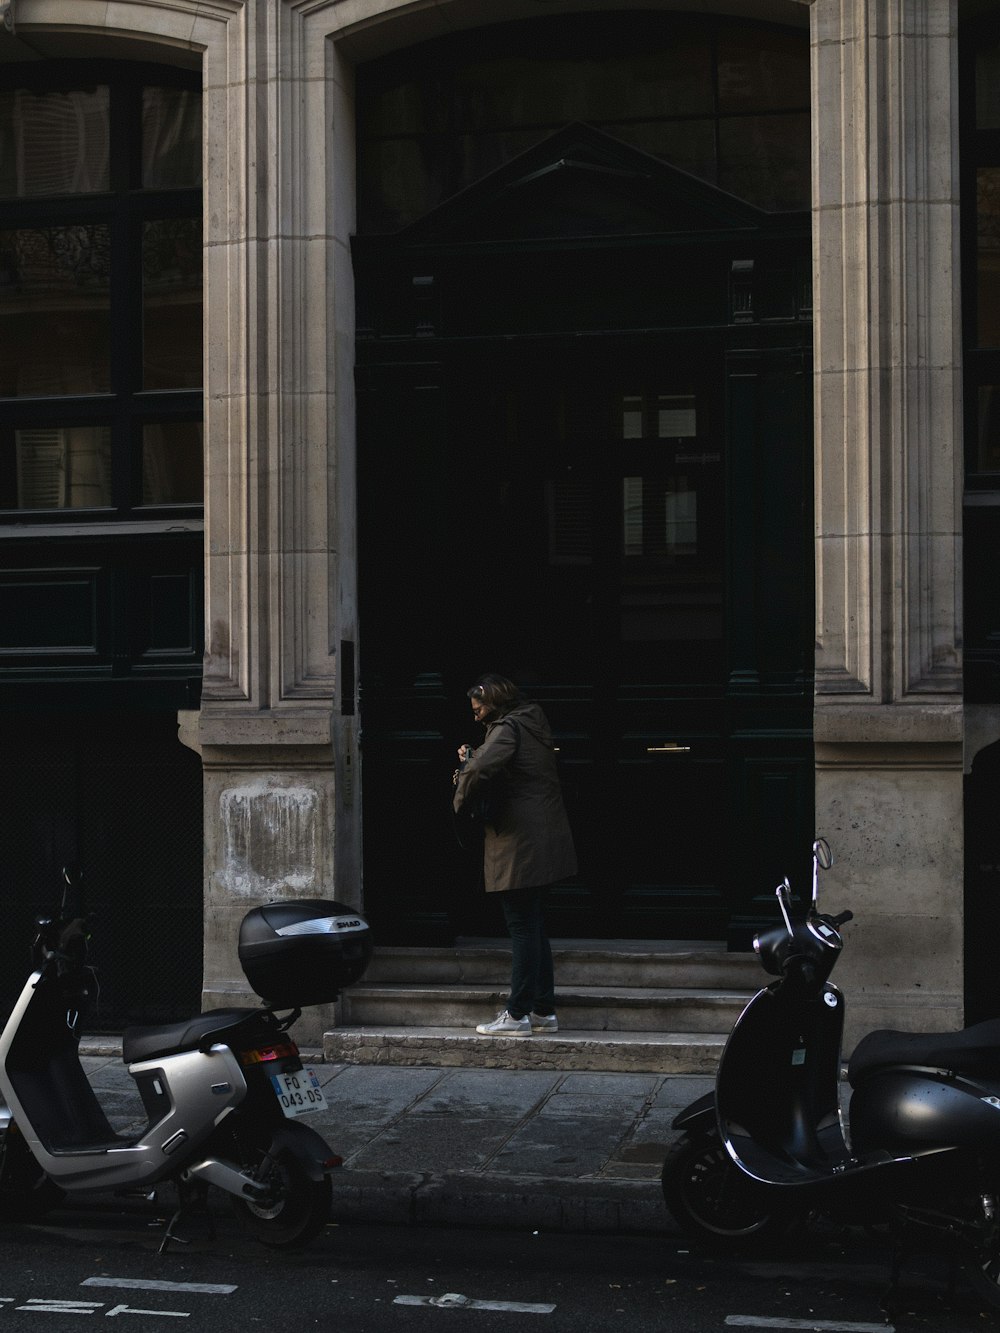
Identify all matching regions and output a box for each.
[811,0,964,1042]
[196,0,360,1040]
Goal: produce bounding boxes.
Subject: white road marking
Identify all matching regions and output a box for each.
[395,1292,555,1313]
[726,1319,893,1333]
[17,1300,105,1315]
[82,1280,236,1296]
[105,1306,189,1319]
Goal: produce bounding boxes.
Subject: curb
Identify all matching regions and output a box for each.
[328,1170,670,1235]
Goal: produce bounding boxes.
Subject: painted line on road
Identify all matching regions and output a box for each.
[82,1279,237,1296]
[106,1306,189,1318]
[395,1292,555,1314]
[17,1300,105,1315]
[726,1319,892,1333]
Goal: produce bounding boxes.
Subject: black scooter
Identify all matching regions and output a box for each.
[662,839,1000,1309]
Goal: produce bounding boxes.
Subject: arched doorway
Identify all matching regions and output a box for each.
[353,15,814,946]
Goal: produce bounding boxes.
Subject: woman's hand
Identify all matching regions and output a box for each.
[454,744,475,783]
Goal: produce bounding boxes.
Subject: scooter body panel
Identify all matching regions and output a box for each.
[850,1066,1000,1157]
[713,985,979,1200]
[672,1091,716,1137]
[5,1052,249,1194]
[717,982,853,1185]
[0,969,256,1193]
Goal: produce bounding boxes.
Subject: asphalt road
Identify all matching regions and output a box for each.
[0,1205,997,1331]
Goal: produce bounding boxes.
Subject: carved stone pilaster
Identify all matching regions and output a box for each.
[813,0,962,705]
[811,0,964,1042]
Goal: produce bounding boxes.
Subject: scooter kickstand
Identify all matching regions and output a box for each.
[158,1179,215,1255]
[878,1219,907,1317]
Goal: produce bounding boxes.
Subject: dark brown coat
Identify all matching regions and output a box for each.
[453,701,577,893]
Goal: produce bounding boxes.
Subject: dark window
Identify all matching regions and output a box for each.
[964,23,1000,481]
[0,63,202,519]
[355,13,810,234]
[962,20,1000,700]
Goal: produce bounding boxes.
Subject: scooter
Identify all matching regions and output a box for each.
[0,866,372,1250]
[661,839,1000,1309]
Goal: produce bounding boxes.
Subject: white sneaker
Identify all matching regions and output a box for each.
[530,1012,558,1032]
[475,1010,531,1036]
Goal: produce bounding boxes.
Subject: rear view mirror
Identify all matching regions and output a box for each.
[813,838,833,871]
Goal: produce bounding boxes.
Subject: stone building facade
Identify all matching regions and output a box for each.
[0,0,996,1046]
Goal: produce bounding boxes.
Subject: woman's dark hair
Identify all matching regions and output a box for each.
[467,673,523,715]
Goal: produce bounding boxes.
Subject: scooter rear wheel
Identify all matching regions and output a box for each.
[230,1146,332,1249]
[661,1132,793,1254]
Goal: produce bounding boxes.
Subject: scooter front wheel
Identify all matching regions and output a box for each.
[0,1126,64,1221]
[230,1144,331,1249]
[661,1132,793,1254]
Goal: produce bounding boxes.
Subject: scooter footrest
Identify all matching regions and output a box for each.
[47,1135,137,1155]
[730,1135,851,1185]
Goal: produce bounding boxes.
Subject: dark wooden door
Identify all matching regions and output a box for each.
[354,123,814,945]
[357,331,814,944]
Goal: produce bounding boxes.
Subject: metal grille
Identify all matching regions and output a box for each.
[0,711,203,1029]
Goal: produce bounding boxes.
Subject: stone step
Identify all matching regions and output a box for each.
[364,942,761,990]
[340,984,750,1033]
[326,940,756,1073]
[322,1026,726,1075]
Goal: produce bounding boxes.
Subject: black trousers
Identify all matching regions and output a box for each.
[499,884,555,1020]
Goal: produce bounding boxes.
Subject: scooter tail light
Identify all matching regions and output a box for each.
[323,1155,344,1170]
[239,1041,299,1066]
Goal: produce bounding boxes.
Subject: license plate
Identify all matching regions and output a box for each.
[269,1068,328,1119]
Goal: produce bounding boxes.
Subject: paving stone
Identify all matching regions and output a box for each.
[346,1115,515,1174]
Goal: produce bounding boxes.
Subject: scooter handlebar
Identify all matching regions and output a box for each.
[829,910,853,928]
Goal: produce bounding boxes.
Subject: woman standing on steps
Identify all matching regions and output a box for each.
[452,674,577,1036]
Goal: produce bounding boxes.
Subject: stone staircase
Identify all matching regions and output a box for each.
[323,939,760,1074]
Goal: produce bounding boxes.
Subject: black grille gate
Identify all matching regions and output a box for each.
[0,711,203,1029]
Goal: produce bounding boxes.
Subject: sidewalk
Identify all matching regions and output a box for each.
[81,1046,710,1235]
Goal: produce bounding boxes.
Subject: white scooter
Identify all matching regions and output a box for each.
[0,866,372,1250]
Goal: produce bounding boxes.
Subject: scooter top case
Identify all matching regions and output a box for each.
[848,1017,1000,1157]
[238,898,372,1009]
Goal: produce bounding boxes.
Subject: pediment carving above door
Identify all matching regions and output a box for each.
[351,122,809,343]
[390,123,768,248]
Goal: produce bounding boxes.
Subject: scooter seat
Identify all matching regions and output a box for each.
[848,1016,1000,1085]
[122,1008,266,1064]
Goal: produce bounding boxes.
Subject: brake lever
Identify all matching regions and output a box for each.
[775,877,794,938]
